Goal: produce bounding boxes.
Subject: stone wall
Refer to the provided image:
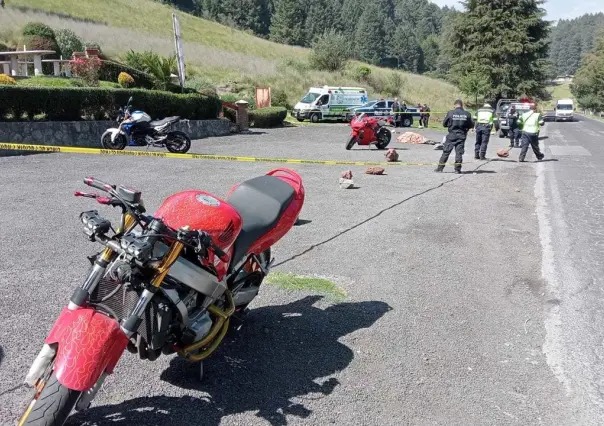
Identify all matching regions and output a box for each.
[0,119,233,157]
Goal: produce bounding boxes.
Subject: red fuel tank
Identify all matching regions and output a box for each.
[154,190,242,256]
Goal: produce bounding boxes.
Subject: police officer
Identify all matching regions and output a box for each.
[518,105,545,162]
[436,99,474,174]
[391,98,402,127]
[474,103,494,160]
[507,105,521,148]
[422,104,431,128]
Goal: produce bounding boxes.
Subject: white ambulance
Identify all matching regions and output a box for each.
[292,86,368,123]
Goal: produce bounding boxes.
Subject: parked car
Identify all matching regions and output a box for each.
[346,100,420,127]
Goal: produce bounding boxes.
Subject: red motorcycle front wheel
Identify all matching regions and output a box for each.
[345,136,356,150]
[19,372,81,426]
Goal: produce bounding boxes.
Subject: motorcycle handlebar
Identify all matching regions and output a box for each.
[84,177,114,193]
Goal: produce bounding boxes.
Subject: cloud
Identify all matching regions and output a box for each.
[428,0,604,21]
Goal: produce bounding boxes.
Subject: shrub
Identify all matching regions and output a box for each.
[71,57,102,87]
[55,29,83,59]
[223,106,236,123]
[353,65,372,82]
[99,60,154,89]
[22,35,58,52]
[383,72,404,98]
[83,41,102,54]
[185,76,216,93]
[122,50,176,90]
[271,88,289,109]
[22,22,56,40]
[249,106,287,128]
[0,74,16,85]
[309,30,350,72]
[0,86,222,121]
[118,72,134,88]
[122,50,155,72]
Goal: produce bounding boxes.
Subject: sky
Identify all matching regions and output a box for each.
[430,0,604,22]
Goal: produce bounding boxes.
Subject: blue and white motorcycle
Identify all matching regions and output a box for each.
[100,97,191,153]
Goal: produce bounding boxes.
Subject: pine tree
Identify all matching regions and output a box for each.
[354,3,387,65]
[447,0,550,99]
[269,0,306,46]
[548,13,604,76]
[389,24,421,71]
[305,0,329,46]
[222,0,271,36]
[419,35,440,72]
[341,0,366,42]
[571,34,604,112]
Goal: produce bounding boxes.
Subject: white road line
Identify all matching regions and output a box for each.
[535,127,604,424]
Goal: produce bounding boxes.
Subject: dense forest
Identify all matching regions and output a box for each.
[156,0,457,74]
[548,12,604,76]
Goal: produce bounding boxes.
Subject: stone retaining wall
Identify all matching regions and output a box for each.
[0,119,233,157]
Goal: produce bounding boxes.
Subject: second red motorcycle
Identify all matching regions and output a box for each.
[346,113,393,150]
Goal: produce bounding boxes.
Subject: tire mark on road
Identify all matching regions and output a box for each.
[275,162,491,268]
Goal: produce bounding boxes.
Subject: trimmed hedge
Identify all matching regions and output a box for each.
[0,87,222,121]
[100,60,155,90]
[249,107,287,128]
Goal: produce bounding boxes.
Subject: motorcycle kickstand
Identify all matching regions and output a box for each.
[198,361,204,382]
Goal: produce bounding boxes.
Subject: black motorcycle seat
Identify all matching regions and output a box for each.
[226,175,295,266]
[150,116,180,127]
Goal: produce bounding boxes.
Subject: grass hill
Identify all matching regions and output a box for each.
[543,83,573,110]
[0,0,462,114]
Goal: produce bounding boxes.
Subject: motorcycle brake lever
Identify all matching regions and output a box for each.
[74,191,99,198]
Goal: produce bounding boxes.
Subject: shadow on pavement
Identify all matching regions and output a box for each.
[294,219,312,226]
[67,296,391,426]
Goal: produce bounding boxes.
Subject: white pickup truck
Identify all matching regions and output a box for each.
[555,99,574,122]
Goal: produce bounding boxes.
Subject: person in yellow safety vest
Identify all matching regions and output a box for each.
[517,105,545,162]
[473,103,494,160]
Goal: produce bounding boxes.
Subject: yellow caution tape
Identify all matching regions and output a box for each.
[0,142,464,167]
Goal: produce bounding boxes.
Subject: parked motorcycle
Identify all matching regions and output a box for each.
[346,113,392,150]
[17,169,305,426]
[100,97,191,153]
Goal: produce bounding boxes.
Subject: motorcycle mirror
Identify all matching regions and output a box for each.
[127,96,133,106]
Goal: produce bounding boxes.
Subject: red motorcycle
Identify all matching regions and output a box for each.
[18,169,304,426]
[346,113,392,150]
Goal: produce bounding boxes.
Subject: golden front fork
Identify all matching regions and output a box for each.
[100,213,137,262]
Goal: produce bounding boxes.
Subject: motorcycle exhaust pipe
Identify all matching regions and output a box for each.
[24,344,57,387]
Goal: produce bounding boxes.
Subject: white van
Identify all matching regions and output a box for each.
[555,99,574,122]
[292,86,368,123]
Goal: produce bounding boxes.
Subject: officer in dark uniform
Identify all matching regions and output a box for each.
[507,105,521,148]
[435,99,474,174]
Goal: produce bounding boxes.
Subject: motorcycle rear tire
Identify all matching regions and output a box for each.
[19,372,81,426]
[100,132,127,150]
[345,136,356,150]
[166,131,191,154]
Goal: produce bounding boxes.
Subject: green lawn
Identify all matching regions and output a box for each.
[16,76,118,88]
[265,272,347,300]
[543,83,574,110]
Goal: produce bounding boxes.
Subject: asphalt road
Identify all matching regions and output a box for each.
[535,115,604,425]
[0,121,599,425]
